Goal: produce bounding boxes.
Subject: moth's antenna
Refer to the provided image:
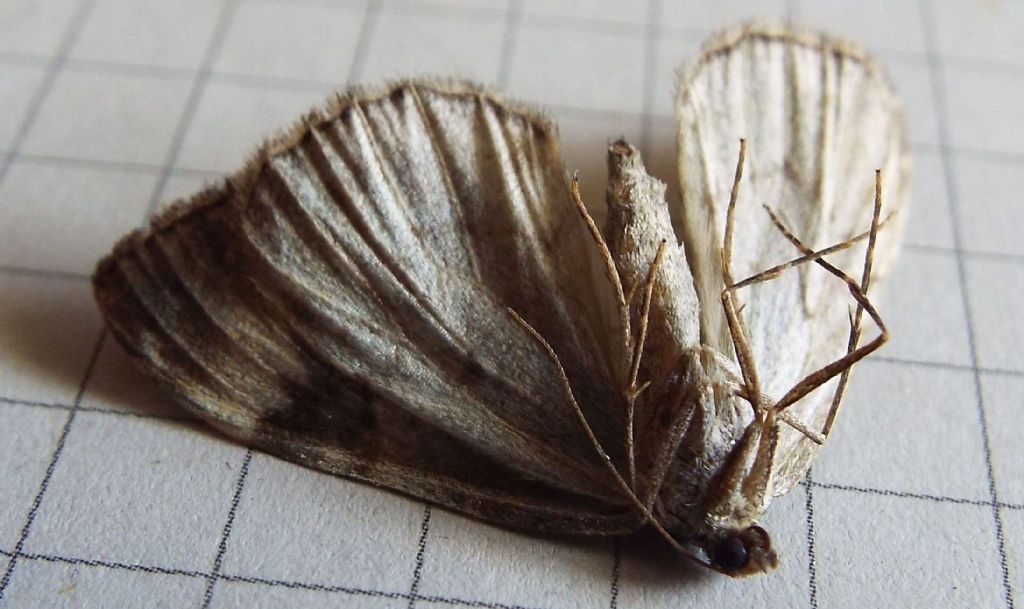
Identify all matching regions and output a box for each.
[569,177,631,366]
[507,307,713,571]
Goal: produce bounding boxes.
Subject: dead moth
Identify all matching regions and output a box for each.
[92,23,908,577]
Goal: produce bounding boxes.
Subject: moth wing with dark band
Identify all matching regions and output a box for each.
[93,80,641,534]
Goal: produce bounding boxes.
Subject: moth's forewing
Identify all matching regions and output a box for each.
[93,80,642,534]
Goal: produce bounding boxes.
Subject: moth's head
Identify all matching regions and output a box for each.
[703,525,778,577]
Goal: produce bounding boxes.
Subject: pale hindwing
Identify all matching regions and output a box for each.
[93,81,639,533]
[676,26,910,494]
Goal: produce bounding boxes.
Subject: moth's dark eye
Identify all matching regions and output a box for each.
[712,535,749,571]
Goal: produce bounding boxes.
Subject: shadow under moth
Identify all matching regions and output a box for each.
[92,24,909,576]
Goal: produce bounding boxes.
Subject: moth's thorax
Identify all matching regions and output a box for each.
[601,141,774,562]
[644,347,781,574]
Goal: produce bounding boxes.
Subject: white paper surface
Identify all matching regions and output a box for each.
[1,1,1022,607]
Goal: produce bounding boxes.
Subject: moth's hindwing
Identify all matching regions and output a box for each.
[676,25,911,494]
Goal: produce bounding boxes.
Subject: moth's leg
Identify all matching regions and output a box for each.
[727,202,893,293]
[626,239,668,487]
[763,172,887,440]
[507,307,709,569]
[721,172,888,443]
[742,413,780,513]
[719,139,765,415]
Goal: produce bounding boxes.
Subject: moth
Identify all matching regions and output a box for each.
[92,24,909,576]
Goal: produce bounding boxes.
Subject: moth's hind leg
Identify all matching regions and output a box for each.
[763,171,889,441]
[728,171,890,444]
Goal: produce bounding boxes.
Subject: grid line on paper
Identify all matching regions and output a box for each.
[0,395,195,423]
[918,1,1017,607]
[346,0,381,83]
[201,449,253,609]
[0,330,105,599]
[638,0,661,154]
[5,151,224,178]
[0,546,544,609]
[803,472,819,609]
[0,265,91,282]
[608,540,622,609]
[407,506,433,609]
[0,0,97,185]
[496,0,523,88]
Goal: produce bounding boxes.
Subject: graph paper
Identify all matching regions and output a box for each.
[1,0,1022,607]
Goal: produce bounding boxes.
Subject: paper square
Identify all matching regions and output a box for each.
[210,579,405,609]
[659,0,789,32]
[219,453,425,592]
[79,338,184,419]
[813,359,991,500]
[393,0,507,12]
[879,249,973,366]
[417,510,613,609]
[0,405,67,550]
[521,0,650,26]
[214,1,364,83]
[20,69,193,165]
[943,66,1024,157]
[798,0,926,55]
[0,558,206,609]
[69,0,226,70]
[903,148,954,250]
[0,273,102,404]
[0,63,47,151]
[932,0,1024,67]
[0,0,81,56]
[964,257,1024,373]
[616,488,810,607]
[812,488,1004,608]
[953,156,1024,258]
[507,22,646,114]
[979,373,1024,505]
[176,79,329,173]
[23,412,247,571]
[0,160,156,275]
[359,6,506,85]
[886,59,940,148]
